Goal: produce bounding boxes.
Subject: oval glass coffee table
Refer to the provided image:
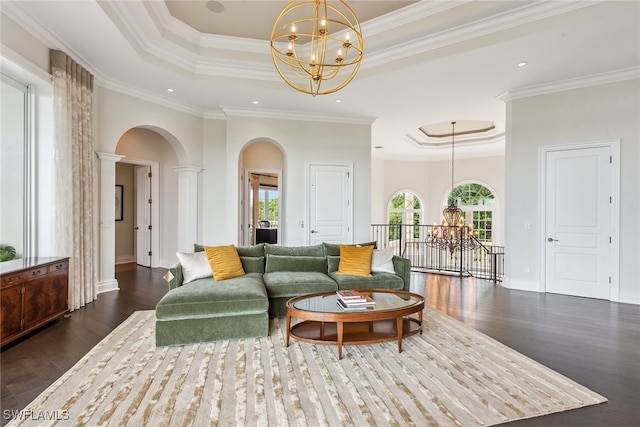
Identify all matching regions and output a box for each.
[286,290,425,359]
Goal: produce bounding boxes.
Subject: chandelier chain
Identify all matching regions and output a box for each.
[425,120,479,257]
[451,121,456,202]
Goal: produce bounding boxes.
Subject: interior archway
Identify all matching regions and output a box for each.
[239,140,285,245]
[113,127,179,269]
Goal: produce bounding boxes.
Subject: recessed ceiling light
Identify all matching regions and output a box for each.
[166,88,174,93]
[517,61,528,67]
[252,101,259,105]
[335,99,342,103]
[205,1,225,13]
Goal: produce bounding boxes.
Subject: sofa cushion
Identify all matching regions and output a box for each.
[263,272,337,298]
[322,241,377,257]
[265,255,327,273]
[205,245,245,281]
[329,271,404,291]
[240,256,265,274]
[327,255,340,273]
[338,244,373,277]
[236,244,265,257]
[371,247,396,274]
[265,244,324,257]
[156,273,268,319]
[194,243,265,257]
[176,251,211,284]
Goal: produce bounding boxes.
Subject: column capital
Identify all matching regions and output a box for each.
[96,152,125,162]
[173,165,204,174]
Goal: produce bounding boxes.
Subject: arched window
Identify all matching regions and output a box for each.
[387,191,423,241]
[448,183,496,243]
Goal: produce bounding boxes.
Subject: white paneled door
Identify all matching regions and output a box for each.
[136,166,151,267]
[544,146,614,300]
[308,163,352,246]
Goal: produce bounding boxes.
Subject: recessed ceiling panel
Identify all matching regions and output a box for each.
[165,1,418,40]
[420,120,496,138]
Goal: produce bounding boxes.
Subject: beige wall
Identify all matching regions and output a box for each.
[506,78,640,303]
[242,140,285,170]
[0,13,49,74]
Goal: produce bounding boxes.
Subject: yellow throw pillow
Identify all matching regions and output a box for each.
[204,245,245,281]
[337,244,373,277]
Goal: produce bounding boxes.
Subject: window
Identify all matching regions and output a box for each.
[258,187,279,226]
[0,74,28,258]
[448,183,496,244]
[388,191,423,241]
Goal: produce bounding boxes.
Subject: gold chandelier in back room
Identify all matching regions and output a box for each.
[270,0,364,96]
[426,121,479,255]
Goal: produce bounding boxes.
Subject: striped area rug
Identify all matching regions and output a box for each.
[9,309,605,426]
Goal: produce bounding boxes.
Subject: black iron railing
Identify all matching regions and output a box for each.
[371,223,504,282]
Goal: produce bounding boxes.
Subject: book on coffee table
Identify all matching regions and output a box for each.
[337,299,373,311]
[337,294,375,308]
[337,290,366,301]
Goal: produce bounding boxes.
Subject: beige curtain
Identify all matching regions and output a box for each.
[50,50,96,311]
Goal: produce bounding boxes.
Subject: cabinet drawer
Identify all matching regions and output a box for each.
[24,267,47,280]
[1,273,21,286]
[48,261,68,273]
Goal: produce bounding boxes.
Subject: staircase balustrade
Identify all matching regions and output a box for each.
[371,223,504,282]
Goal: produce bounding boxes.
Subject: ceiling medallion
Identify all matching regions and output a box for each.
[270,0,364,96]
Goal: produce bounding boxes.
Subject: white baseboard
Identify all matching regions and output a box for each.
[97,279,119,294]
[618,291,640,305]
[502,276,542,293]
[116,255,136,265]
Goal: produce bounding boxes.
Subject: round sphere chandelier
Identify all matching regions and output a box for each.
[270,0,364,96]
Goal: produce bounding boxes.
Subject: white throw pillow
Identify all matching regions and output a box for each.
[176,251,212,284]
[371,247,395,274]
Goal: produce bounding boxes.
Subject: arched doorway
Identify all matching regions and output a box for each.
[386,190,424,250]
[114,128,178,268]
[239,140,285,246]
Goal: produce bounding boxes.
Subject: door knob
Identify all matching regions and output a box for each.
[547,237,558,242]
[135,226,139,230]
[310,230,318,234]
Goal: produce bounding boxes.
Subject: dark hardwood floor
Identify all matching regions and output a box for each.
[2,265,638,426]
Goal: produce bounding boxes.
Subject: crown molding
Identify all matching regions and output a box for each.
[203,109,227,120]
[220,106,376,125]
[365,0,602,68]
[361,1,467,38]
[498,67,640,102]
[97,78,205,118]
[1,1,98,75]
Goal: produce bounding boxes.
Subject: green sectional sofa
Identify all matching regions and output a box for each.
[155,242,411,347]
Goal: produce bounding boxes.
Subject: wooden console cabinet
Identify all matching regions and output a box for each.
[1,257,70,346]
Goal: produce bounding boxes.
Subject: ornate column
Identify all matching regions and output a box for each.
[96,152,125,293]
[173,165,203,252]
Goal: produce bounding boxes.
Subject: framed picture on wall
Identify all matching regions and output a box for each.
[115,185,123,221]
